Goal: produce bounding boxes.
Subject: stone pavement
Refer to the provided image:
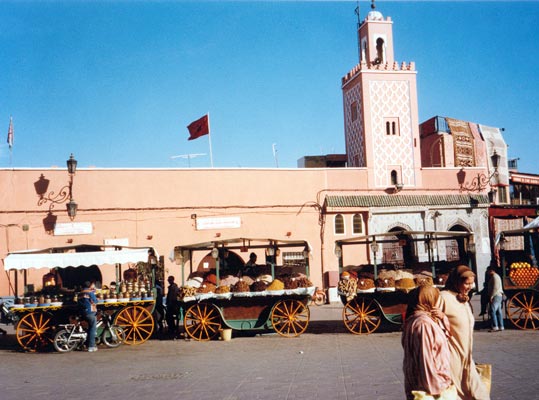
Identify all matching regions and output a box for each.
[0,298,537,400]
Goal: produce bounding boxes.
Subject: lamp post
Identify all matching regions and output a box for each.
[66,154,78,220]
[36,154,78,220]
[370,240,379,279]
[459,150,501,193]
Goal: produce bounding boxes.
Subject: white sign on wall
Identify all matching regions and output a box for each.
[195,216,241,230]
[104,238,130,249]
[54,222,93,236]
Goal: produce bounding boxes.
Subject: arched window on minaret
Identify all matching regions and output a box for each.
[375,37,385,64]
[390,170,399,185]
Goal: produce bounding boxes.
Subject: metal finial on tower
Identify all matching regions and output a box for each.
[371,0,376,10]
[355,1,361,62]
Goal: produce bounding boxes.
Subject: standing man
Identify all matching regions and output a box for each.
[487,267,505,332]
[166,276,179,336]
[79,281,98,352]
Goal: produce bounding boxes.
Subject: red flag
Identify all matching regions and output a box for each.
[187,114,209,141]
[7,117,13,149]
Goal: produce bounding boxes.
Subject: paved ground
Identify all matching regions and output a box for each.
[0,298,537,400]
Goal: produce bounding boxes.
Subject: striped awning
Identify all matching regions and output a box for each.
[324,194,489,208]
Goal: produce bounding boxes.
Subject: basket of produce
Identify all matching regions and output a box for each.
[356,278,375,293]
[395,278,416,293]
[509,262,539,287]
[375,277,395,292]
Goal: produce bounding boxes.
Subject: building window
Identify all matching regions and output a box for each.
[351,101,358,122]
[334,214,345,235]
[384,117,399,135]
[498,187,508,204]
[352,214,363,235]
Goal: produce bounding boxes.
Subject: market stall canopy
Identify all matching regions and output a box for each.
[495,217,539,245]
[170,237,311,262]
[524,217,539,230]
[4,244,154,271]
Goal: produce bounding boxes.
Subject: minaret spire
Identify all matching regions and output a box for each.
[371,0,376,10]
[355,1,361,62]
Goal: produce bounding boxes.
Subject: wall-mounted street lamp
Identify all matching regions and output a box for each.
[35,154,78,220]
[459,150,501,192]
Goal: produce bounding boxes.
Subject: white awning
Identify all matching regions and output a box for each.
[4,247,151,271]
[524,216,539,230]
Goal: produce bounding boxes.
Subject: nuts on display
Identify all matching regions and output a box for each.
[231,280,250,293]
[250,280,268,292]
[215,285,231,294]
[266,279,285,291]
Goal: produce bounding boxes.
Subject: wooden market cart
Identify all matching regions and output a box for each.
[4,244,157,351]
[335,230,475,335]
[171,238,315,341]
[496,223,539,330]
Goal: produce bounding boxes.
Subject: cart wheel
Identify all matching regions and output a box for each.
[271,299,310,337]
[184,303,221,341]
[342,297,381,335]
[313,290,326,306]
[507,291,539,330]
[16,311,55,352]
[114,306,154,345]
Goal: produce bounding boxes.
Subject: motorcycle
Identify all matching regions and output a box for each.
[53,311,125,353]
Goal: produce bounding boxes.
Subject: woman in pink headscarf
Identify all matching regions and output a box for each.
[402,284,455,400]
[440,265,490,400]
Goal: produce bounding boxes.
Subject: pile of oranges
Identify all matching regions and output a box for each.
[509,262,539,287]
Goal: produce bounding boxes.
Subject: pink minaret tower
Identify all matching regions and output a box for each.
[342,1,422,190]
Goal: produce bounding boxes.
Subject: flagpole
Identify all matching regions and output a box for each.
[8,116,13,167]
[207,112,214,168]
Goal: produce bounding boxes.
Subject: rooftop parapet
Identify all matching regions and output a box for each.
[341,61,416,86]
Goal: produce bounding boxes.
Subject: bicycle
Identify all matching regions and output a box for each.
[310,287,327,306]
[53,310,125,353]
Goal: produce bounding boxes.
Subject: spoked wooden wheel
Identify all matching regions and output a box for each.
[343,297,382,335]
[271,299,310,337]
[16,311,55,352]
[114,306,154,345]
[507,291,539,330]
[184,302,222,341]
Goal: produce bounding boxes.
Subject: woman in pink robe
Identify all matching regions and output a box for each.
[402,285,453,400]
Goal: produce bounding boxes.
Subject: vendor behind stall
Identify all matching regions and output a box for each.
[241,252,258,277]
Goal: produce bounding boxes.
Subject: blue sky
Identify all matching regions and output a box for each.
[1,1,538,172]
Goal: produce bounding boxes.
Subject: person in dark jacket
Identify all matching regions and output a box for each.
[165,276,179,335]
[79,281,98,352]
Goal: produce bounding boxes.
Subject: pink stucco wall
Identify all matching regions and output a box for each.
[0,167,368,296]
[0,165,487,297]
